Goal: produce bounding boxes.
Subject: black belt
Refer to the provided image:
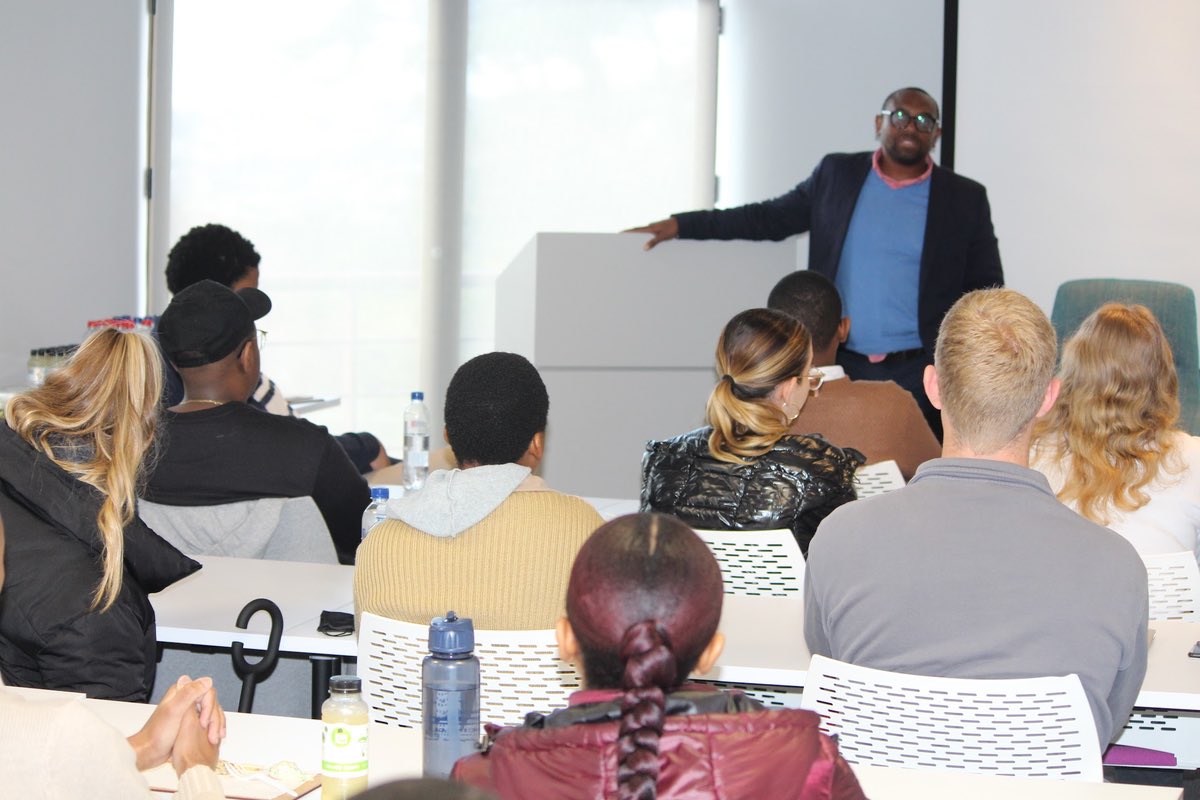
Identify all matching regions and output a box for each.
[847,347,926,364]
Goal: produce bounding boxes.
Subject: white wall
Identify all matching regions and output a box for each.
[957,0,1200,316]
[0,1,147,386]
[716,0,944,215]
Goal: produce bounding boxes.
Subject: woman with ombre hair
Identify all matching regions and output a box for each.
[640,308,862,554]
[1031,303,1200,558]
[0,327,199,700]
[453,513,865,800]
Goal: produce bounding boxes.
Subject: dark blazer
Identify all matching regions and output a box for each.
[674,151,1004,353]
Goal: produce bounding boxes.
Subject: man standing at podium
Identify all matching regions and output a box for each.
[630,87,1003,437]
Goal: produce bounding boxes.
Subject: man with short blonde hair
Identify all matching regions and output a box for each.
[805,288,1149,747]
[932,288,1057,453]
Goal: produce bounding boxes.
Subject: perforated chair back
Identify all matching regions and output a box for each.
[357,612,581,728]
[692,528,805,597]
[1051,279,1200,435]
[139,496,338,564]
[853,459,906,498]
[800,655,1103,781]
[1144,551,1200,620]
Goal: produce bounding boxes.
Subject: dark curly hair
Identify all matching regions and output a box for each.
[165,224,261,294]
[566,514,724,800]
[444,352,548,466]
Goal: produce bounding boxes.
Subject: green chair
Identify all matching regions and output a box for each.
[1050,279,1200,435]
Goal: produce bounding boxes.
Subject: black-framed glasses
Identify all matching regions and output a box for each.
[879,108,939,134]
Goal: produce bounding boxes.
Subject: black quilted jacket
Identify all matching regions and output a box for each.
[639,427,864,555]
[0,424,200,700]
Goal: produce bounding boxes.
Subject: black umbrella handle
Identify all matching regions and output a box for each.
[230,597,284,713]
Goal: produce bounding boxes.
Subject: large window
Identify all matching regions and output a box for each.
[162,1,710,447]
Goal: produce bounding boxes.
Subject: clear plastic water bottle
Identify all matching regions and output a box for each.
[321,674,369,799]
[360,487,390,541]
[403,391,430,491]
[422,611,480,778]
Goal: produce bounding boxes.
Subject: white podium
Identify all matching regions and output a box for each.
[496,232,799,498]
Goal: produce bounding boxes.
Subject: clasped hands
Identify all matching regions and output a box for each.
[127,674,227,777]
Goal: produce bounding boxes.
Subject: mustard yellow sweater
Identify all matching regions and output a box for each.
[353,491,603,630]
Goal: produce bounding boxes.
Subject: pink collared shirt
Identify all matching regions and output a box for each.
[872,148,933,189]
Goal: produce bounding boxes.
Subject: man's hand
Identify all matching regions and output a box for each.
[625,217,679,250]
[127,675,226,771]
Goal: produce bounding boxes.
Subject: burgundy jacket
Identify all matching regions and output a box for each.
[453,691,865,800]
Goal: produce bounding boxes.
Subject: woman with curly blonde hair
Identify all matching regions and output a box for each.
[0,327,199,700]
[1031,303,1200,557]
[640,308,862,554]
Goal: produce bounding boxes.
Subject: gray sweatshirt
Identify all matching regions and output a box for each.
[805,457,1149,746]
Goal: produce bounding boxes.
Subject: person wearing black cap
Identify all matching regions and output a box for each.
[145,280,370,564]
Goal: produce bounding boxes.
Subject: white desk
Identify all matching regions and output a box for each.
[86,694,417,798]
[77,691,1182,799]
[153,555,356,657]
[151,557,1200,713]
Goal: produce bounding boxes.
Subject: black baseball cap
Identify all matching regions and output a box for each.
[158,279,272,368]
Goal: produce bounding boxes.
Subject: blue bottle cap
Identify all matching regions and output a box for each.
[411,391,424,401]
[428,611,474,655]
[371,487,389,501]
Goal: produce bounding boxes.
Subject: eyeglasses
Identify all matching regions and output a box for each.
[256,328,268,350]
[879,108,939,134]
[807,368,825,395]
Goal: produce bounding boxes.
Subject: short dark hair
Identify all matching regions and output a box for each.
[882,86,940,119]
[767,270,842,350]
[444,352,548,466]
[165,224,261,294]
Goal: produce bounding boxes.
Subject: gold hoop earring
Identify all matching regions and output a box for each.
[781,401,799,423]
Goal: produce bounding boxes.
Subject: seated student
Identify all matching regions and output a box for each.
[768,271,940,480]
[144,280,370,564]
[0,511,227,798]
[453,513,866,799]
[163,223,389,473]
[354,352,603,630]
[641,307,862,554]
[0,328,199,700]
[1031,303,1200,558]
[805,289,1148,747]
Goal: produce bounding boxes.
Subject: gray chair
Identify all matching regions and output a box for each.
[138,496,338,564]
[1050,279,1200,435]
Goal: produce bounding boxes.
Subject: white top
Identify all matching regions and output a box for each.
[1034,431,1200,560]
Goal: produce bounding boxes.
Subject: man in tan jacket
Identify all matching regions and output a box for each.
[769,271,940,480]
[354,352,603,630]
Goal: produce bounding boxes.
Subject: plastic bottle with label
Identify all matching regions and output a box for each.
[422,611,480,778]
[321,674,369,799]
[360,487,390,541]
[403,391,430,491]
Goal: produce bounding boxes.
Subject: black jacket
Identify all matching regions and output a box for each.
[0,424,199,700]
[640,427,863,555]
[674,151,1004,354]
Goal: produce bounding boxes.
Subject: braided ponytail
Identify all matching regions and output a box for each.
[617,620,676,800]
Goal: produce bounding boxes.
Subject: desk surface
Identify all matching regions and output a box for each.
[74,692,1181,800]
[150,556,1200,713]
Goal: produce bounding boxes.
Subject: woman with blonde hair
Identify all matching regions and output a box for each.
[1031,303,1200,557]
[0,327,199,700]
[640,308,862,554]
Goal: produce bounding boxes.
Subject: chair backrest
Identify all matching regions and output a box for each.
[800,655,1103,781]
[853,459,906,498]
[139,496,338,564]
[1143,550,1200,621]
[357,612,581,729]
[1050,279,1200,435]
[692,528,805,597]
